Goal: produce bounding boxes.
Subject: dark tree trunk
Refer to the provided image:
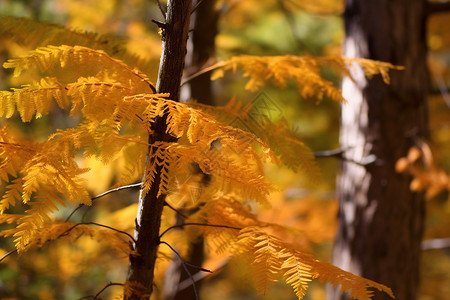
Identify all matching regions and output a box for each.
[124,1,192,299]
[328,1,429,299]
[163,2,219,299]
[185,0,219,105]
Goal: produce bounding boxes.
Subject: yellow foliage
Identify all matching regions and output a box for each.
[396,142,450,200]
[210,55,401,102]
[191,98,320,181]
[235,227,394,300]
[0,16,155,74]
[0,23,400,298]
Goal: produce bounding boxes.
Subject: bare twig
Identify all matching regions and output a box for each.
[314,148,345,158]
[93,282,124,300]
[155,0,166,16]
[92,183,143,201]
[177,258,229,292]
[164,201,189,218]
[160,241,199,300]
[181,61,225,86]
[0,248,17,263]
[159,222,241,239]
[65,182,142,222]
[60,222,136,244]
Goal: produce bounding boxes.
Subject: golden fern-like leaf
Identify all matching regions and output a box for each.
[308,259,395,300]
[3,45,155,93]
[141,141,175,197]
[114,94,276,203]
[0,213,22,224]
[180,197,254,253]
[19,222,132,255]
[210,55,401,102]
[5,189,64,251]
[234,227,394,300]
[211,55,344,102]
[0,16,155,74]
[237,227,286,295]
[191,99,320,181]
[0,77,68,122]
[67,77,133,119]
[259,120,320,180]
[0,178,23,215]
[0,128,34,183]
[280,254,312,299]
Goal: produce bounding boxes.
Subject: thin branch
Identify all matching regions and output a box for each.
[177,258,229,292]
[159,222,242,239]
[92,182,143,201]
[426,1,450,15]
[60,222,137,244]
[92,282,124,300]
[183,262,212,273]
[64,182,142,222]
[83,222,137,244]
[422,238,450,250]
[181,61,225,86]
[164,201,188,218]
[160,241,199,300]
[0,248,17,263]
[64,204,84,222]
[314,148,345,158]
[314,146,378,166]
[155,0,166,17]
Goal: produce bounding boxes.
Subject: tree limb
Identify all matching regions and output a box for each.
[124,1,192,299]
[159,222,242,239]
[65,182,142,222]
[0,248,17,263]
[160,241,199,300]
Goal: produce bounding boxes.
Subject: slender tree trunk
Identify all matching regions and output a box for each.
[163,2,219,299]
[328,1,429,299]
[124,1,192,299]
[186,0,219,105]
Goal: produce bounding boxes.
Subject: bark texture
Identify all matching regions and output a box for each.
[165,2,219,299]
[328,1,429,299]
[124,1,192,299]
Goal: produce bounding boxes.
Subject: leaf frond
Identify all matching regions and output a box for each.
[0,16,155,74]
[210,55,401,102]
[234,227,394,300]
[3,45,155,93]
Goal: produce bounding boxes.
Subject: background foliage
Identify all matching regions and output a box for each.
[0,0,449,299]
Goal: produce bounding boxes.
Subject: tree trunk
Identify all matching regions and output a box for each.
[163,2,219,299]
[124,1,192,299]
[328,1,429,299]
[183,0,219,105]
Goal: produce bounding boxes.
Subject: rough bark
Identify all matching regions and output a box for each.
[164,2,219,299]
[328,1,429,300]
[124,1,192,299]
